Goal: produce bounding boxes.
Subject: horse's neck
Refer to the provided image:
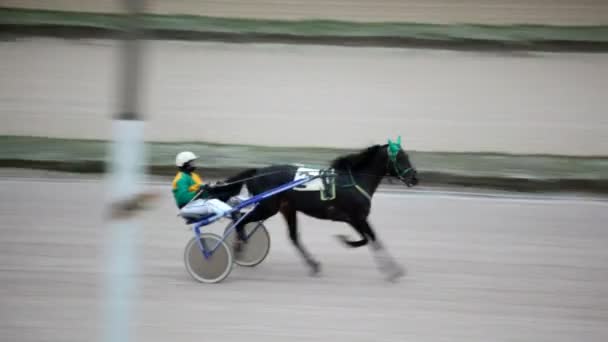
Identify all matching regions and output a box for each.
[353,152,386,196]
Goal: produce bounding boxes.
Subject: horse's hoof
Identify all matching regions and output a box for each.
[385,265,406,283]
[233,240,245,258]
[308,261,322,277]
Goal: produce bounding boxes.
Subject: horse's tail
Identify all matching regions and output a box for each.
[217,168,258,199]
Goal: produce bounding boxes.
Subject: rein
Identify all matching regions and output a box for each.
[195,145,412,204]
[211,170,286,188]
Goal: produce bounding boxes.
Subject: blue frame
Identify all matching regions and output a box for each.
[188,175,319,259]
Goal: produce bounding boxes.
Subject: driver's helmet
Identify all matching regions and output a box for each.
[175,151,197,167]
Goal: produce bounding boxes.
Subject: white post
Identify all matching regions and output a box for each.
[103,1,146,342]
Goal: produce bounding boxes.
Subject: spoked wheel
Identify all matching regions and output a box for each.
[225,221,271,267]
[184,233,233,284]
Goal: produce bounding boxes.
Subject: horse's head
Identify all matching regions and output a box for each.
[386,136,419,187]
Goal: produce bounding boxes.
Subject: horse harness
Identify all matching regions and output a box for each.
[341,145,414,202]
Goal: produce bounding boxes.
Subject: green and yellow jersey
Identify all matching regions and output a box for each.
[171,171,208,208]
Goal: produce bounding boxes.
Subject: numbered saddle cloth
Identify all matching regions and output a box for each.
[292,167,336,200]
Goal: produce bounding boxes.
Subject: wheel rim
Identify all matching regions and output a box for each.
[184,233,233,283]
[227,222,271,267]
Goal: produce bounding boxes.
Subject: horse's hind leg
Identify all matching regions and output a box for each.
[353,219,406,281]
[233,202,278,254]
[280,205,321,276]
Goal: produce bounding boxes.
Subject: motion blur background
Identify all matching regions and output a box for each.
[1,1,607,342]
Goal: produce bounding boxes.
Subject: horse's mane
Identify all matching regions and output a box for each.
[330,144,386,171]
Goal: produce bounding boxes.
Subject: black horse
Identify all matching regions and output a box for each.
[215,138,419,281]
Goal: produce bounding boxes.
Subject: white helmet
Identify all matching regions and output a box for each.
[175,151,197,167]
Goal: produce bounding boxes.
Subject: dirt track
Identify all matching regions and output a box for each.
[4,0,608,25]
[1,39,607,155]
[1,177,607,342]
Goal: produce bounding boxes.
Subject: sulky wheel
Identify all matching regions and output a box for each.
[184,233,233,284]
[225,221,271,267]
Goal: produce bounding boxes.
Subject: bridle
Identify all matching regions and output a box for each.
[387,146,414,184]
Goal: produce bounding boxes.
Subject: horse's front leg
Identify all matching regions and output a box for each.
[356,219,406,281]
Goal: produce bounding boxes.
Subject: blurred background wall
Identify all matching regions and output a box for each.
[1,40,606,155]
[1,1,607,155]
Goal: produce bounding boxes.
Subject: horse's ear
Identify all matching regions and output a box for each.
[397,136,402,146]
[388,138,393,145]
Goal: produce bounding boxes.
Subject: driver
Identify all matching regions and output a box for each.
[172,151,234,220]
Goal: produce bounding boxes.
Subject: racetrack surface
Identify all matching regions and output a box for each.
[1,177,608,342]
[2,39,607,155]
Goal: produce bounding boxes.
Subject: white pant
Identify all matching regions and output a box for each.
[180,198,233,220]
[179,196,247,220]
